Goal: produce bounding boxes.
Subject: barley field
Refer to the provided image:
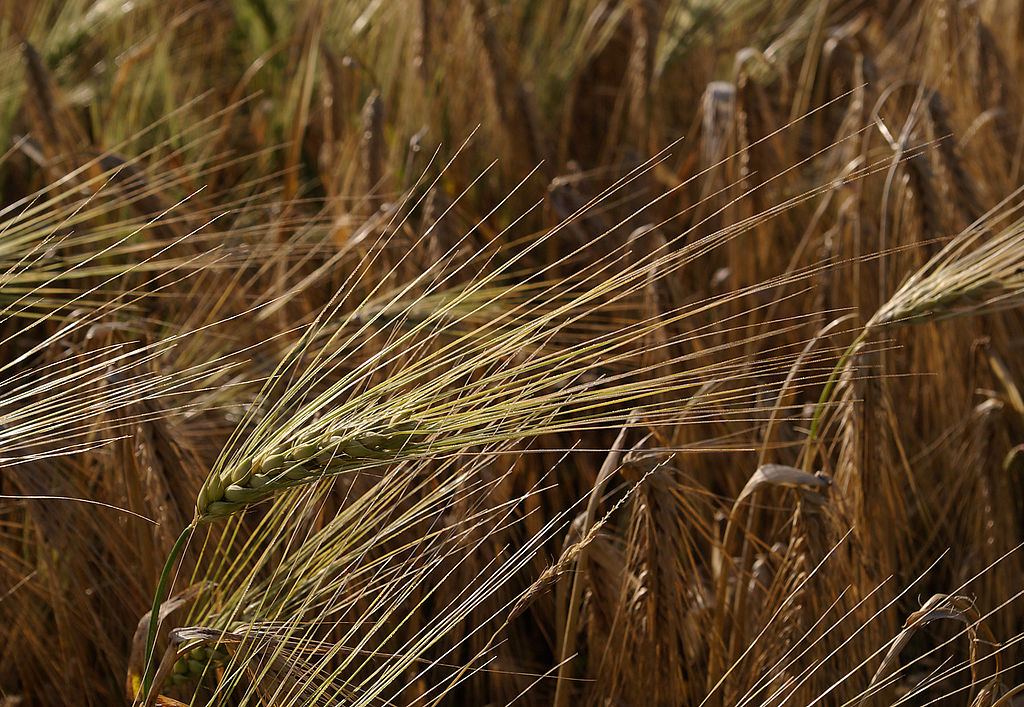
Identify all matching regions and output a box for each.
[4,1,1024,705]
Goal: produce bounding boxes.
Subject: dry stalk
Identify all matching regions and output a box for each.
[552,417,636,707]
[626,0,658,151]
[926,91,982,229]
[465,0,548,172]
[706,465,830,703]
[360,89,385,213]
[415,0,432,80]
[901,150,944,247]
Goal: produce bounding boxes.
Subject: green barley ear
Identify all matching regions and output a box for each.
[137,111,860,698]
[193,420,430,523]
[870,213,1024,327]
[806,205,1024,462]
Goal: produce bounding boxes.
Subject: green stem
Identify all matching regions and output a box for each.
[142,525,192,701]
[803,327,870,471]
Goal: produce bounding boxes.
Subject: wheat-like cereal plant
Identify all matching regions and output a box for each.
[10,1,1024,706]
[871,208,1024,327]
[806,202,1024,458]
[139,183,843,699]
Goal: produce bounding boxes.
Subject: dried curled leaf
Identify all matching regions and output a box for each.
[736,463,831,504]
[127,582,212,703]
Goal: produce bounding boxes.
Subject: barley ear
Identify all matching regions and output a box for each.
[191,422,429,524]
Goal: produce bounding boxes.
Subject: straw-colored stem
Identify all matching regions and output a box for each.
[553,421,632,707]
